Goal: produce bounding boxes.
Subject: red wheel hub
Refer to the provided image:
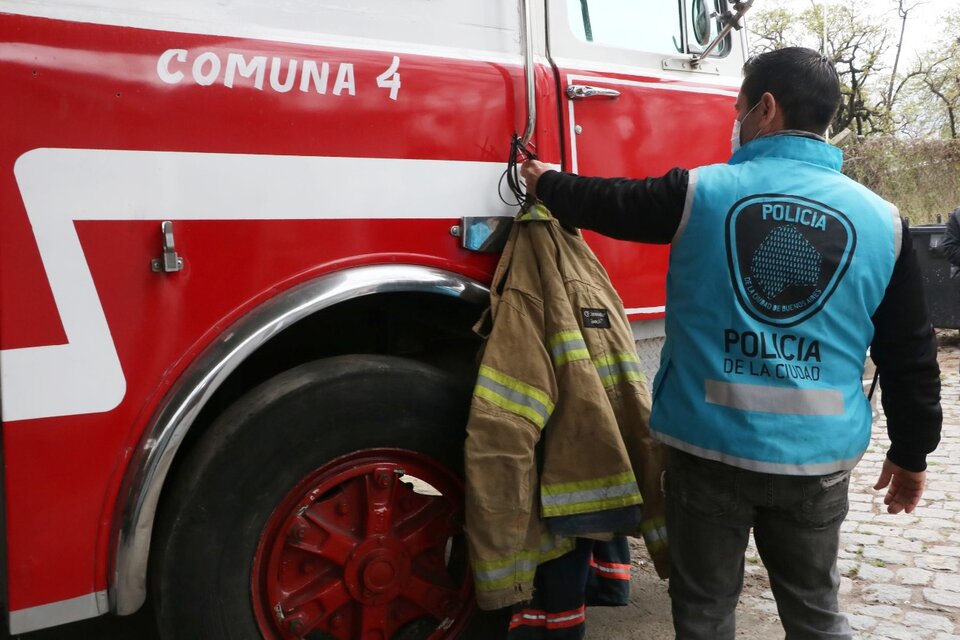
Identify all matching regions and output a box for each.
[344,535,411,604]
[251,449,475,639]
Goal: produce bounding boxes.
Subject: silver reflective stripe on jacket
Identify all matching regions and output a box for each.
[548,329,591,366]
[474,365,554,429]
[705,380,843,416]
[594,353,646,386]
[672,168,698,245]
[540,481,640,510]
[891,203,903,262]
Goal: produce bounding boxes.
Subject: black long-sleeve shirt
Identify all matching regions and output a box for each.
[537,167,941,472]
[940,208,960,269]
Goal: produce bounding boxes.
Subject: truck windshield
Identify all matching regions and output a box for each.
[569,0,732,58]
[568,0,684,55]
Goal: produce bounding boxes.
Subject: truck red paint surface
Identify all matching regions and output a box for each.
[0,1,746,636]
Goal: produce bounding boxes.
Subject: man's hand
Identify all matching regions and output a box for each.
[873,458,926,514]
[519,160,560,198]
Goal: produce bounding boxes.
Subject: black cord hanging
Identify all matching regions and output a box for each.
[868,368,879,400]
[498,134,538,210]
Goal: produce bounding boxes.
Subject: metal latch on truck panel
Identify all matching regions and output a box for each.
[151,220,185,273]
[566,85,621,100]
[451,217,514,253]
[662,58,720,74]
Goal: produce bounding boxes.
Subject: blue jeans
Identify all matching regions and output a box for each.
[665,447,852,640]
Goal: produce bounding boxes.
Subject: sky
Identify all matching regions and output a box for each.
[895,0,954,62]
[817,0,955,65]
[563,0,955,74]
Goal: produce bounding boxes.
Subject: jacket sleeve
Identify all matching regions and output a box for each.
[941,208,960,268]
[536,168,689,243]
[870,219,942,472]
[464,226,570,610]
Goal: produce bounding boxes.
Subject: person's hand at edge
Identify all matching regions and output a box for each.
[873,457,926,514]
[520,160,560,198]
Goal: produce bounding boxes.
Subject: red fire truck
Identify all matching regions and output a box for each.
[0,0,749,637]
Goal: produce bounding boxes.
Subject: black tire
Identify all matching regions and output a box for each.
[151,355,507,640]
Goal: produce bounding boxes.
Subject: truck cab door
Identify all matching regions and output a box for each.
[546,0,745,320]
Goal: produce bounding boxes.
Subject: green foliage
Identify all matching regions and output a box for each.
[906,14,960,139]
[746,6,797,53]
[746,2,960,218]
[747,0,959,140]
[747,0,893,135]
[841,137,960,223]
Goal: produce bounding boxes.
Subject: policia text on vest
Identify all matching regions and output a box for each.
[723,329,821,381]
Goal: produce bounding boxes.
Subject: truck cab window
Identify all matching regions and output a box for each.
[566,0,683,55]
[687,0,731,56]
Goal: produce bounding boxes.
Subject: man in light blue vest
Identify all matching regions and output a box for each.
[521,47,941,639]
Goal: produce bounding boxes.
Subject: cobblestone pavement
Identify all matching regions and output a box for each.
[739,336,960,639]
[591,335,960,639]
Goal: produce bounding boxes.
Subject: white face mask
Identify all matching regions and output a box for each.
[730,101,761,155]
[730,118,744,155]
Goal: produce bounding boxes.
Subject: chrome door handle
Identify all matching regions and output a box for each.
[566,84,621,100]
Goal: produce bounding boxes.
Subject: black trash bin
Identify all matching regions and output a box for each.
[910,223,960,329]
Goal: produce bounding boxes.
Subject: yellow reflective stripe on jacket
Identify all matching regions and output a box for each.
[548,329,591,366]
[517,203,552,221]
[540,470,643,517]
[473,535,576,592]
[472,556,537,592]
[474,365,554,429]
[640,516,668,553]
[594,352,647,387]
[538,535,576,564]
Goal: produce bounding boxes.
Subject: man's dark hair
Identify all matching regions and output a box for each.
[741,47,841,134]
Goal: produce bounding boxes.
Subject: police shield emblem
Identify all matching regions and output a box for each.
[725,195,856,327]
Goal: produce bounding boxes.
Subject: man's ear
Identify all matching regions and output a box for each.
[758,92,783,130]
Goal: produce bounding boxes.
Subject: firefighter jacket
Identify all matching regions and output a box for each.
[464,204,668,611]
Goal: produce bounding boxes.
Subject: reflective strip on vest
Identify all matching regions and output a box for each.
[548,329,591,366]
[640,516,668,553]
[890,203,903,261]
[594,352,647,387]
[473,535,576,592]
[475,365,554,429]
[540,470,643,517]
[705,380,844,416]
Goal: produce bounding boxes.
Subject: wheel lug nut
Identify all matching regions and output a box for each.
[330,613,344,629]
[336,502,349,515]
[377,472,390,488]
[286,617,305,634]
[442,597,460,615]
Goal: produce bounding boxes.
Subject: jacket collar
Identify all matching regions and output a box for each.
[729,132,843,172]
